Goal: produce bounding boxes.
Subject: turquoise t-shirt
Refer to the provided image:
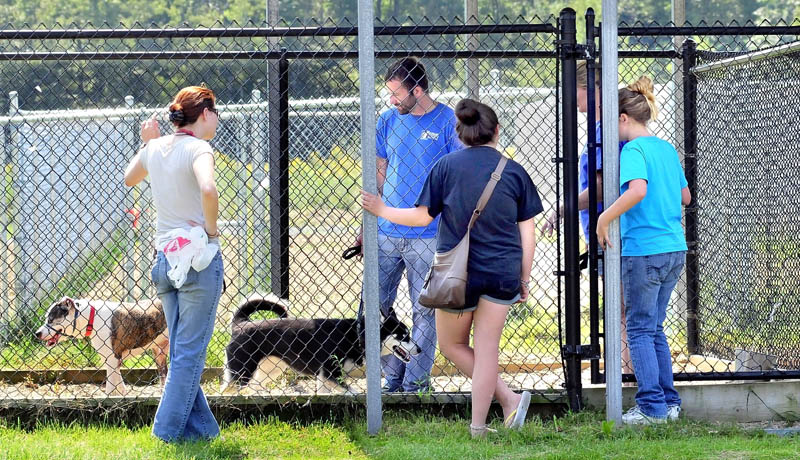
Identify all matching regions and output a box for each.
[376,103,462,238]
[619,136,688,256]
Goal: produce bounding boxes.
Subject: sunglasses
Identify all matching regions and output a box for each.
[207,107,219,116]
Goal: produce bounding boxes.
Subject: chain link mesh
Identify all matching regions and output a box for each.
[614,21,800,379]
[0,17,567,406]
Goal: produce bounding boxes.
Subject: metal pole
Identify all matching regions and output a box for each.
[251,89,268,291]
[671,0,689,372]
[601,0,623,425]
[123,95,136,302]
[268,51,290,299]
[683,39,700,355]
[465,0,479,100]
[559,7,582,413]
[357,0,382,435]
[585,8,602,386]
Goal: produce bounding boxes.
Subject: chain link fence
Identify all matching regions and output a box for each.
[606,21,800,381]
[0,17,569,406]
[2,14,798,412]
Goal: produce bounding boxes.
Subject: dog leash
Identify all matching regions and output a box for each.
[342,244,367,347]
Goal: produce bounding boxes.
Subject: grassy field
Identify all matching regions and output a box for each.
[1,411,798,460]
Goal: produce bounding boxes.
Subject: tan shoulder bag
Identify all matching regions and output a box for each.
[418,156,508,309]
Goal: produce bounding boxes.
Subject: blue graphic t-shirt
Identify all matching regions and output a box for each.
[376,103,462,238]
[619,136,689,256]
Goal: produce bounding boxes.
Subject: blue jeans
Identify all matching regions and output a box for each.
[151,251,224,442]
[378,235,436,392]
[622,251,685,418]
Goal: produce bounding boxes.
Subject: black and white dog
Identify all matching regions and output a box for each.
[222,294,421,393]
[34,296,169,395]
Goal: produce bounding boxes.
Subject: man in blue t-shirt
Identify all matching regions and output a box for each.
[372,57,462,392]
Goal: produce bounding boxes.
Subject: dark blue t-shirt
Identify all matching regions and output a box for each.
[415,146,544,277]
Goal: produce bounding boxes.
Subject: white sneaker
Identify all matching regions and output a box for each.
[622,406,667,425]
[667,405,681,421]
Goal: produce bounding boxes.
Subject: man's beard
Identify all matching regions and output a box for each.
[395,94,417,114]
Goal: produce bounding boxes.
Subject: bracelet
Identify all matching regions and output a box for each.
[521,279,531,289]
[206,230,220,239]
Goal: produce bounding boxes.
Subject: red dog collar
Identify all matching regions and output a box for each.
[85,305,96,337]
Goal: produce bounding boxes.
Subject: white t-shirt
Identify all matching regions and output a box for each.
[139,134,214,247]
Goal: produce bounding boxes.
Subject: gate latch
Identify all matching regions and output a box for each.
[561,344,601,360]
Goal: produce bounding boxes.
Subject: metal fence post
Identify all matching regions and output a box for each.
[465,0,480,100]
[8,91,31,320]
[357,0,382,435]
[251,89,268,292]
[585,8,603,386]
[601,0,623,424]
[558,7,583,413]
[682,38,700,355]
[123,95,137,302]
[237,110,252,295]
[0,93,13,341]
[269,50,290,299]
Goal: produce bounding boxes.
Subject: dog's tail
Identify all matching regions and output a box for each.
[232,293,289,324]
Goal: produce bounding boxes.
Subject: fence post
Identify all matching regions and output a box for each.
[558,7,583,413]
[585,8,603,386]
[236,108,252,296]
[8,91,32,321]
[464,0,480,100]
[357,0,382,435]
[0,93,14,341]
[251,89,268,292]
[682,38,700,355]
[600,0,623,424]
[123,95,137,302]
[269,50,290,299]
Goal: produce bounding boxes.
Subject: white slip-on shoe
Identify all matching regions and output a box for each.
[504,390,531,430]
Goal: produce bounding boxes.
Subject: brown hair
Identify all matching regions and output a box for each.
[618,76,658,124]
[385,57,429,92]
[576,60,602,89]
[168,86,216,127]
[455,99,499,147]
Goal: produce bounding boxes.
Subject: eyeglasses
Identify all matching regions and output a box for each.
[207,107,219,116]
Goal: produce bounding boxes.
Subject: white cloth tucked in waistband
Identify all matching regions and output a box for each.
[158,227,219,289]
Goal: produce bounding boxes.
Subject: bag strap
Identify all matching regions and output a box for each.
[467,156,508,230]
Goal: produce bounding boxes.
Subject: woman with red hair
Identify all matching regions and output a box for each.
[124,85,223,442]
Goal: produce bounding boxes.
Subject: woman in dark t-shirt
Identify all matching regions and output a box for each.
[362,99,543,438]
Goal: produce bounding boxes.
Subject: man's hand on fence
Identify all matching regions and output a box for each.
[540,207,561,237]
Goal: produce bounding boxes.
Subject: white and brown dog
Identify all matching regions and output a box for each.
[35,296,169,395]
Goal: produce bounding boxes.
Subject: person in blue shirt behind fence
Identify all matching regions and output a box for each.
[596,75,692,425]
[362,57,463,393]
[541,60,633,376]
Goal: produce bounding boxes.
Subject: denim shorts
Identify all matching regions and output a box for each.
[440,271,521,314]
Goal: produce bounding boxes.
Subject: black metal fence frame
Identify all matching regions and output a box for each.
[1,10,800,413]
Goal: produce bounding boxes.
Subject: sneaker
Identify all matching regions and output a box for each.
[667,405,682,421]
[622,406,667,425]
[381,383,401,393]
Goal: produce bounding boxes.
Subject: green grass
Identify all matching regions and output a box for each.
[1,411,798,460]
